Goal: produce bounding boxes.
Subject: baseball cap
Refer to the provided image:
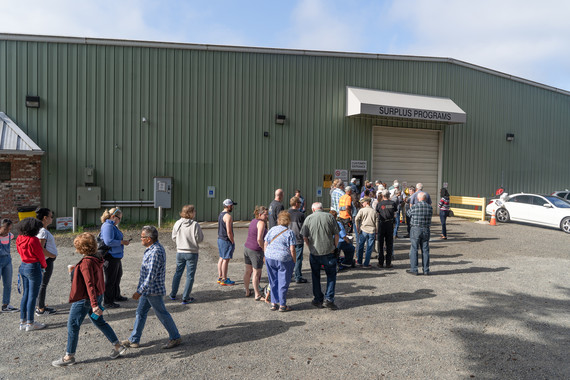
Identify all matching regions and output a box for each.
[223,199,237,206]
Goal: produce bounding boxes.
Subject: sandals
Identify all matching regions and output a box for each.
[254,295,263,301]
[244,289,252,297]
[270,303,279,311]
[279,305,292,312]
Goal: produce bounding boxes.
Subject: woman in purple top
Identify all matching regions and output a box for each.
[243,206,268,300]
[264,211,296,312]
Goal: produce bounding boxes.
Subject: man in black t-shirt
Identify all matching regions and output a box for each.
[268,188,284,229]
[376,189,397,268]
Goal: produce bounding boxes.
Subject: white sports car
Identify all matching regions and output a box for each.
[486,193,570,234]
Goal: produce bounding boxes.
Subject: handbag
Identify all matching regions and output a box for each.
[96,233,111,258]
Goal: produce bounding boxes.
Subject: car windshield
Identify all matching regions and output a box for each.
[546,196,570,208]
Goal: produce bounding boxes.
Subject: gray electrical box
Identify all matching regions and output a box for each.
[77,187,101,209]
[154,177,172,208]
[84,166,95,185]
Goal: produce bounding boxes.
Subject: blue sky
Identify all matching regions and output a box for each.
[2,0,569,91]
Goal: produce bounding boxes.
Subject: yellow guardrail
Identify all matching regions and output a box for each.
[449,195,487,221]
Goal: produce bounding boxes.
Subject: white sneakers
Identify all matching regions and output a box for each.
[21,321,46,331]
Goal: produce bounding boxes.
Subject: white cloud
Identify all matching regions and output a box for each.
[385,0,570,89]
[283,0,363,52]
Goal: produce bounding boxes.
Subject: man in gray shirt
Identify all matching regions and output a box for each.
[288,197,307,283]
[300,202,340,310]
[268,188,284,229]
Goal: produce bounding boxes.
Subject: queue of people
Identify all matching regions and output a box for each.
[0,183,450,366]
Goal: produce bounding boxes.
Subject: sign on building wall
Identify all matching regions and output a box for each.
[334,169,348,181]
[350,160,367,170]
[323,174,332,189]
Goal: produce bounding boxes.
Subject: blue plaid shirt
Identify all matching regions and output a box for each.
[410,201,433,227]
[137,241,167,296]
[331,188,345,212]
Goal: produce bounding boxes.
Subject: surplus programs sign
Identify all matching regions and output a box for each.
[361,104,466,124]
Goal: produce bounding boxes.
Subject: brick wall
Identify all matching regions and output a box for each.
[0,154,42,222]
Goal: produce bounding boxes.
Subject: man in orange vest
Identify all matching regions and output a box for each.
[338,187,353,233]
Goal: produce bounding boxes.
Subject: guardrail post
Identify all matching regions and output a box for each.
[158,206,162,228]
[72,207,77,233]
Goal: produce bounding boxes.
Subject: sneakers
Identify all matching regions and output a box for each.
[35,307,56,316]
[217,277,223,284]
[52,356,76,367]
[181,298,195,305]
[220,278,235,286]
[168,295,177,300]
[25,321,46,331]
[323,300,339,310]
[19,323,26,331]
[2,304,19,312]
[121,339,140,348]
[163,338,181,349]
[311,300,324,308]
[109,345,128,359]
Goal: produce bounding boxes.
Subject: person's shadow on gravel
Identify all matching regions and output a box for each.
[120,320,306,359]
[339,288,436,309]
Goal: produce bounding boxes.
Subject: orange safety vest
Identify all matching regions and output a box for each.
[339,194,352,219]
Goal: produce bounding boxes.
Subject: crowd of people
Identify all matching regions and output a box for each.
[0,181,451,367]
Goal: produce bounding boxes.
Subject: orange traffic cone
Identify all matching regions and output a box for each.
[490,210,497,226]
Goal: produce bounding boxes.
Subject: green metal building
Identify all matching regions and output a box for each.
[1,34,569,223]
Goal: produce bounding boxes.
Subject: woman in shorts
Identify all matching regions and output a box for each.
[243,206,268,300]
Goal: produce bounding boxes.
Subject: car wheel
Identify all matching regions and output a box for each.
[495,208,510,223]
[561,217,570,234]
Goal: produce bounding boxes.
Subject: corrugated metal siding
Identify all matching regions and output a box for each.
[1,38,569,223]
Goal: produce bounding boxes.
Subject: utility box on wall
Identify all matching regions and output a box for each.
[77,187,101,209]
[154,177,172,208]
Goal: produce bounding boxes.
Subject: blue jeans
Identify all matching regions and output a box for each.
[357,232,375,266]
[337,241,355,265]
[170,252,198,301]
[409,226,430,273]
[393,209,401,237]
[309,253,337,303]
[0,255,13,305]
[266,258,294,306]
[293,244,304,281]
[19,262,43,323]
[439,210,449,237]
[66,295,119,355]
[129,295,180,343]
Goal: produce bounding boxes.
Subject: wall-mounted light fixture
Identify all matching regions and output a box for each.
[25,95,40,108]
[263,131,269,138]
[142,117,148,124]
[275,114,286,125]
[506,133,515,142]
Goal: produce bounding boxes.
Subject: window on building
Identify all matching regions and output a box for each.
[0,162,11,181]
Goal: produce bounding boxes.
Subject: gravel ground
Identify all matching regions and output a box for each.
[0,217,568,380]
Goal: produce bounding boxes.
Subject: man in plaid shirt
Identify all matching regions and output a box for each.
[123,226,181,349]
[330,180,345,212]
[408,192,433,275]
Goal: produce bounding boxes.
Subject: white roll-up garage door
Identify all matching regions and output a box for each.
[371,126,441,200]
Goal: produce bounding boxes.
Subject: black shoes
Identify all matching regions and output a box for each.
[311,300,323,308]
[406,270,418,276]
[116,296,128,302]
[295,278,308,283]
[104,302,120,309]
[323,300,339,310]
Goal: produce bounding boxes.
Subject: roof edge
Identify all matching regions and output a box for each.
[1,33,569,97]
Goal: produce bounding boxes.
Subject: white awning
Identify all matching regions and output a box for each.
[0,112,44,154]
[347,86,466,124]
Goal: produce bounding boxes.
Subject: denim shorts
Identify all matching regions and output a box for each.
[218,238,235,259]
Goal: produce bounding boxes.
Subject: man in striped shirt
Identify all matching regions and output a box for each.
[123,226,181,350]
